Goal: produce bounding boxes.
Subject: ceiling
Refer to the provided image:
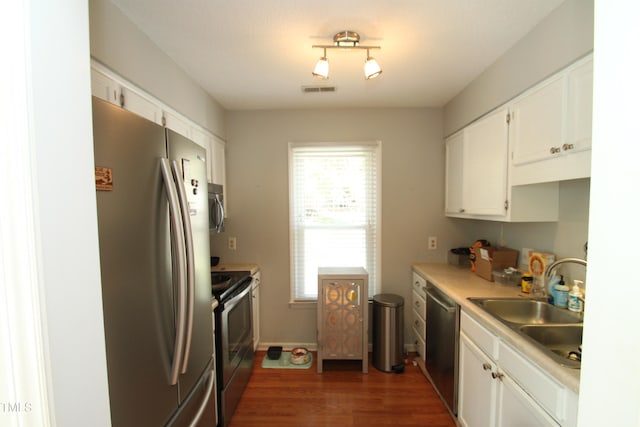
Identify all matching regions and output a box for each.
[109,0,565,111]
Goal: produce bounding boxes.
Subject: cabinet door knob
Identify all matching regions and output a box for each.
[491,371,504,380]
[550,146,561,154]
[482,363,492,371]
[562,143,575,151]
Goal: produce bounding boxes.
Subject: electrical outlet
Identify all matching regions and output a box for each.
[228,237,237,250]
[428,236,437,250]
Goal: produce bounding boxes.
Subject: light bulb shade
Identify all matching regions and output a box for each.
[312,57,329,79]
[364,57,382,79]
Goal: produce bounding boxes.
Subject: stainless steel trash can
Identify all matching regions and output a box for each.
[372,293,405,373]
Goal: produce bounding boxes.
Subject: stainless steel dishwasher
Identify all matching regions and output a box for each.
[425,281,459,416]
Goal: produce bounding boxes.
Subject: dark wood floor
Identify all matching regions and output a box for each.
[228,351,457,427]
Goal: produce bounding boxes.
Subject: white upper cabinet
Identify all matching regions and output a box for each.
[445,107,559,222]
[445,131,465,215]
[566,58,593,154]
[190,126,214,183]
[446,108,509,217]
[510,55,593,185]
[163,110,192,139]
[91,68,163,126]
[510,74,565,166]
[191,127,226,185]
[121,87,163,126]
[462,108,509,216]
[189,126,210,150]
[210,136,226,186]
[445,54,592,221]
[91,69,121,106]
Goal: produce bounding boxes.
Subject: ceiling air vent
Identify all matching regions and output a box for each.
[301,85,337,93]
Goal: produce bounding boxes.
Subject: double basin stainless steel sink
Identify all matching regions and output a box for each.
[468,298,583,369]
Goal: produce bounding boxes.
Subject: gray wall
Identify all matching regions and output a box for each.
[442,0,594,284]
[444,0,594,136]
[210,108,466,347]
[89,0,226,137]
[89,0,595,349]
[451,179,590,283]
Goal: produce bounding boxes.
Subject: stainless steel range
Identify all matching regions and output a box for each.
[211,271,254,427]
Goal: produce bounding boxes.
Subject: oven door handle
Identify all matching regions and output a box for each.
[224,279,252,309]
[160,158,187,386]
[171,160,195,374]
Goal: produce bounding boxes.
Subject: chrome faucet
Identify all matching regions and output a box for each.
[544,257,587,300]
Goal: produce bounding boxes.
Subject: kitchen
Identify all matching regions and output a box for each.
[2,0,639,427]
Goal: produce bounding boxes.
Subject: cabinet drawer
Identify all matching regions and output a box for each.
[412,273,427,298]
[411,290,426,321]
[461,310,498,360]
[412,308,426,339]
[499,341,566,423]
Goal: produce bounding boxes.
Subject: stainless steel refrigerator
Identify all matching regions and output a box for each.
[92,96,216,426]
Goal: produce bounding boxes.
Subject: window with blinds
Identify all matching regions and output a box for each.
[289,142,381,301]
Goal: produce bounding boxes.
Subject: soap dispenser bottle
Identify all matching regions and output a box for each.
[554,276,569,308]
[568,280,584,313]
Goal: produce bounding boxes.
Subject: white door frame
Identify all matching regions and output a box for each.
[0,1,111,426]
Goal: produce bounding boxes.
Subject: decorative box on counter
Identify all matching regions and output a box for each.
[527,251,556,280]
[475,247,519,282]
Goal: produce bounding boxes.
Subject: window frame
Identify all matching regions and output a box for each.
[288,141,381,303]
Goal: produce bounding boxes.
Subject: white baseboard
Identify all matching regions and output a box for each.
[257,341,414,353]
[257,342,318,352]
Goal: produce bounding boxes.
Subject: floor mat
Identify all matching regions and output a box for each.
[261,351,312,369]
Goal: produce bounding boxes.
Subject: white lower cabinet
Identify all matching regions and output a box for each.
[251,271,261,351]
[458,332,496,427]
[497,372,558,427]
[411,272,427,361]
[458,310,577,427]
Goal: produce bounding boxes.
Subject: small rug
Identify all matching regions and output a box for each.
[261,351,312,369]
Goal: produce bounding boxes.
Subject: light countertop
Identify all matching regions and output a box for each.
[413,262,580,393]
[211,263,260,275]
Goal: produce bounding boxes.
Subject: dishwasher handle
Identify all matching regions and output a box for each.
[426,289,457,313]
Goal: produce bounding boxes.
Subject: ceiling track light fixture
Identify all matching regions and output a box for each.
[312,31,382,80]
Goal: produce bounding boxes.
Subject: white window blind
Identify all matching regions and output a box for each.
[289,142,380,301]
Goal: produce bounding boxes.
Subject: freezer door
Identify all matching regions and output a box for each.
[92,97,179,426]
[166,129,215,402]
[166,363,217,427]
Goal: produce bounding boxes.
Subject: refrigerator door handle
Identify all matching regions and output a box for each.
[160,158,187,385]
[170,160,196,374]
